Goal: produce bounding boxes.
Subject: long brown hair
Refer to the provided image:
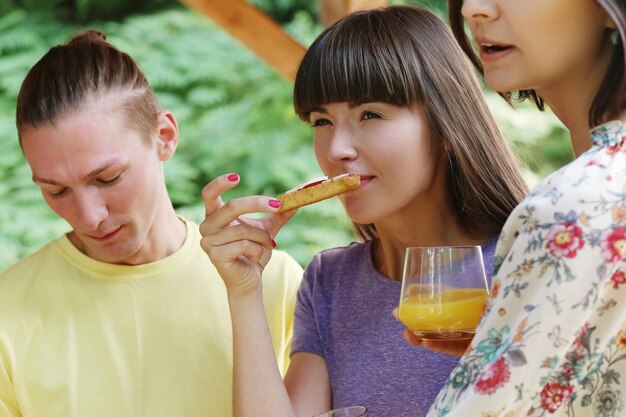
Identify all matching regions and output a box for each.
[448,0,626,126]
[293,5,528,241]
[16,30,160,143]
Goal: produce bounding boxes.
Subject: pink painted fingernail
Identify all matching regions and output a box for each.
[272,239,277,248]
[268,199,281,209]
[227,173,239,182]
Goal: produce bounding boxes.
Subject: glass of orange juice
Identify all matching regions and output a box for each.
[398,245,489,341]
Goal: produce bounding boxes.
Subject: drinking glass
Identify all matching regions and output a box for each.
[313,406,368,417]
[398,245,489,341]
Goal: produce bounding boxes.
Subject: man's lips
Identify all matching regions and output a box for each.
[86,226,121,241]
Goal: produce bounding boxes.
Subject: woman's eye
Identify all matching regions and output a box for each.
[311,118,331,127]
[361,111,381,120]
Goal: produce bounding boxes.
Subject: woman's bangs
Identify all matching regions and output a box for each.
[294,31,413,119]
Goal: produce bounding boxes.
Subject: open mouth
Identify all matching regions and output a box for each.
[481,43,513,54]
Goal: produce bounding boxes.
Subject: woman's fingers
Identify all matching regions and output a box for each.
[200,174,298,242]
[401,330,471,356]
[201,235,267,267]
[201,236,271,297]
[200,222,274,289]
[201,181,281,232]
[202,222,275,251]
[201,173,241,217]
[198,174,300,298]
[250,207,298,241]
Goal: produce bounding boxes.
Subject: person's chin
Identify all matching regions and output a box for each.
[79,235,138,264]
[345,205,378,226]
[484,70,532,94]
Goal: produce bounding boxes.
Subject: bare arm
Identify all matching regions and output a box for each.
[228,291,297,416]
[285,352,332,417]
[200,174,331,417]
[231,298,332,417]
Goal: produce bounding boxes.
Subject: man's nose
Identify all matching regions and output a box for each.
[74,190,108,231]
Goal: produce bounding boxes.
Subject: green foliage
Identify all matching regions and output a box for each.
[248,0,318,24]
[0,0,179,22]
[0,0,317,24]
[0,4,572,272]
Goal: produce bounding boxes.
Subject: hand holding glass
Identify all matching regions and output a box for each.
[398,246,489,341]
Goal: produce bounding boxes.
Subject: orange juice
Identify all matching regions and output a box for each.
[398,288,487,340]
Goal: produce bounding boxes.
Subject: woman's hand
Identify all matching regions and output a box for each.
[400,329,471,356]
[199,173,296,298]
[392,308,471,356]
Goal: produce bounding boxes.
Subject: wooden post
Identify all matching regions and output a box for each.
[178,0,306,82]
[318,0,389,27]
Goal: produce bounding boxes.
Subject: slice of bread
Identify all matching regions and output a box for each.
[276,174,360,213]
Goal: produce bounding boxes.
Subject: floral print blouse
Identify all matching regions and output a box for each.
[427,121,626,417]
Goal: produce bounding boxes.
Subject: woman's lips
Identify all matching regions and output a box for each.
[357,175,374,188]
[475,38,514,63]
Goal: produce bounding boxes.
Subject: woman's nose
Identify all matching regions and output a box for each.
[461,0,498,22]
[326,129,358,163]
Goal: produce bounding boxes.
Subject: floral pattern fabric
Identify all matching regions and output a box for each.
[427,121,626,417]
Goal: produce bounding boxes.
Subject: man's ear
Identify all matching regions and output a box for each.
[155,110,178,161]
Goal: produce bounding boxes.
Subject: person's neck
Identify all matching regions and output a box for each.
[145,207,187,262]
[542,91,594,158]
[372,206,485,282]
[536,46,614,158]
[130,195,188,265]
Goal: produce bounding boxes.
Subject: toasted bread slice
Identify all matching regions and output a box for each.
[275,174,360,213]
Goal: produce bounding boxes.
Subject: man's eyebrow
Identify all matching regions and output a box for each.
[32,176,61,185]
[32,158,124,184]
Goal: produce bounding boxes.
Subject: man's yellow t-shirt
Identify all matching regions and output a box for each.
[0,219,303,417]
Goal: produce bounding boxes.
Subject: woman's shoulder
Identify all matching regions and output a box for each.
[311,240,371,263]
[516,121,626,211]
[589,119,625,148]
[304,240,374,279]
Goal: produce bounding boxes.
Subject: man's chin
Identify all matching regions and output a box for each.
[67,232,137,264]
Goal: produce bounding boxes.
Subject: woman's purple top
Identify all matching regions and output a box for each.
[291,238,497,417]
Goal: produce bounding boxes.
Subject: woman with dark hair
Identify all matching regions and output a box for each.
[200,5,527,417]
[422,1,626,415]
